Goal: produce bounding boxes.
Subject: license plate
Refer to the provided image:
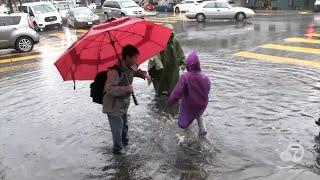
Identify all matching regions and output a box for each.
[88,22,93,25]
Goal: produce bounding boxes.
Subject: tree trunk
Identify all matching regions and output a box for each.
[7,0,14,13]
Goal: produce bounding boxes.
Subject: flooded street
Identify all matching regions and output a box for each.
[1,14,320,180]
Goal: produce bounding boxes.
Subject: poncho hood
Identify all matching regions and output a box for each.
[186,50,201,72]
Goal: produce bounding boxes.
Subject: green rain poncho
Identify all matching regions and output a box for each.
[148,34,185,94]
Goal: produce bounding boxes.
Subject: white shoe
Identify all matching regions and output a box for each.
[175,134,185,145]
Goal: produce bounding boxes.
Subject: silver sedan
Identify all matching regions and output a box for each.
[186,1,255,22]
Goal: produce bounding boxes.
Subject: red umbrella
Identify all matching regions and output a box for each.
[54,17,173,81]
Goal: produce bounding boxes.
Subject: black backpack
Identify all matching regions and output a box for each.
[90,65,122,104]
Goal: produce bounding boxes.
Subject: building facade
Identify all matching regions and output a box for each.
[241,0,316,10]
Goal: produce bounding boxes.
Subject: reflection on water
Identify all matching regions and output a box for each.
[315,132,320,170]
[0,15,320,179]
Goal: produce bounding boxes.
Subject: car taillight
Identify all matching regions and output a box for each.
[28,17,35,29]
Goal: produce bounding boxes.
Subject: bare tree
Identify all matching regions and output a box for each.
[7,0,14,13]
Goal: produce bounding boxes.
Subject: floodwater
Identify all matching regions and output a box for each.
[0,15,320,180]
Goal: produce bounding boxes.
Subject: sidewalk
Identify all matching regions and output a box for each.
[254,10,317,16]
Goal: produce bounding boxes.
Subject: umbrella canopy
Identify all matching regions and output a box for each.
[54,17,173,81]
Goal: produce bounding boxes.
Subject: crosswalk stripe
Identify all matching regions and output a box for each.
[285,37,320,44]
[305,33,320,37]
[261,44,320,55]
[234,51,320,68]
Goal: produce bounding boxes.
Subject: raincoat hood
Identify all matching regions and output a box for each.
[186,50,201,72]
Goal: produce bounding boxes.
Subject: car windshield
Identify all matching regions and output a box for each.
[120,1,138,8]
[33,4,56,14]
[57,4,70,10]
[73,8,93,16]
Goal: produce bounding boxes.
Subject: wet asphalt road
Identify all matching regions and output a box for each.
[1,14,320,180]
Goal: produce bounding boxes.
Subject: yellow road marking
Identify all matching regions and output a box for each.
[285,37,320,44]
[298,11,310,14]
[0,47,65,64]
[0,45,67,58]
[153,17,191,21]
[305,33,320,37]
[146,19,177,23]
[0,51,40,59]
[261,44,320,55]
[0,55,41,64]
[234,51,320,68]
[0,63,39,73]
[76,29,88,33]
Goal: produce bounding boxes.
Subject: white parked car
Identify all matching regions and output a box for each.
[186,1,255,22]
[54,2,73,21]
[102,0,146,19]
[174,0,201,13]
[88,3,97,10]
[19,2,63,31]
[0,4,9,14]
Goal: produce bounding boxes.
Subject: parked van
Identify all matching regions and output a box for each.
[19,2,63,31]
[102,0,146,19]
[53,2,73,21]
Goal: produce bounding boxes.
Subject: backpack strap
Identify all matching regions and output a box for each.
[109,65,123,78]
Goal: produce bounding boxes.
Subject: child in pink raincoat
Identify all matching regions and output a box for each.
[167,50,211,137]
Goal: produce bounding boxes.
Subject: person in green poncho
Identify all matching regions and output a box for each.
[148,25,185,95]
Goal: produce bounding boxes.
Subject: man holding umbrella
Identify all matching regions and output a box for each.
[103,45,146,155]
[54,17,173,155]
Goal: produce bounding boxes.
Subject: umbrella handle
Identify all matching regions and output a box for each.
[132,92,138,105]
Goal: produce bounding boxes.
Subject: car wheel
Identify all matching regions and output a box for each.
[15,36,34,53]
[235,12,246,22]
[104,12,110,20]
[57,24,63,30]
[175,7,180,13]
[196,13,205,22]
[120,13,126,17]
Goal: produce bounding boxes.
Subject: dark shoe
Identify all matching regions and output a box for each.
[112,149,122,155]
[123,141,129,147]
[316,118,320,126]
[199,131,207,138]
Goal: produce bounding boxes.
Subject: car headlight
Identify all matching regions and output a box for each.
[76,18,85,22]
[35,16,42,22]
